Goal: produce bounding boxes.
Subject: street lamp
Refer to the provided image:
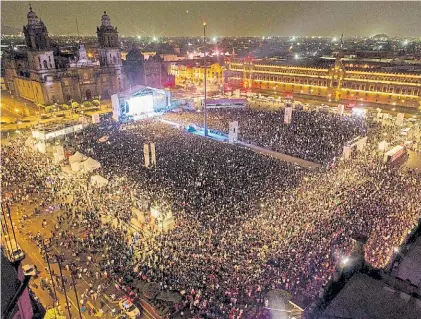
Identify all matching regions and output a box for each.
[151,207,164,290]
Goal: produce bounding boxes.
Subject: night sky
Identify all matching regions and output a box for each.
[2,1,420,37]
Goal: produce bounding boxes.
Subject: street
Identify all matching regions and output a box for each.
[6,190,155,319]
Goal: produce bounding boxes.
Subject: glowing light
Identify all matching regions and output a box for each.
[153,37,157,41]
[127,95,154,115]
[213,37,217,43]
[291,36,296,41]
[294,54,299,60]
[332,37,337,42]
[186,10,189,13]
[137,35,141,39]
[403,40,409,46]
[151,208,159,218]
[393,247,400,253]
[341,257,350,266]
[352,108,366,117]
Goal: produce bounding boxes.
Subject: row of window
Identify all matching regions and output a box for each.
[346,74,419,83]
[253,75,328,86]
[245,66,328,76]
[342,82,420,96]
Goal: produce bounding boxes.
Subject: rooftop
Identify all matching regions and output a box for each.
[321,273,421,319]
[1,253,20,317]
[394,236,421,286]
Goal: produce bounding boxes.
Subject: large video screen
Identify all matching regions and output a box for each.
[127,95,154,115]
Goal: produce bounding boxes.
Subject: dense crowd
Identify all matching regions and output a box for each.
[163,109,366,164]
[1,111,420,318]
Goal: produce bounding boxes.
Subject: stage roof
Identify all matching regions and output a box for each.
[118,85,167,98]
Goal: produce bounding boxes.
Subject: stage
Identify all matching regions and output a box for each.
[112,85,171,122]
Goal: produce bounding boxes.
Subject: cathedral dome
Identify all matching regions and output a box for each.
[27,5,40,24]
[101,11,112,27]
[126,47,144,62]
[27,6,37,19]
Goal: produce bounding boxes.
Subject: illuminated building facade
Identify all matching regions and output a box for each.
[227,58,421,108]
[2,7,123,105]
[169,62,225,92]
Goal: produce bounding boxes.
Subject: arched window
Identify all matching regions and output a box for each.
[113,56,117,64]
[43,60,48,69]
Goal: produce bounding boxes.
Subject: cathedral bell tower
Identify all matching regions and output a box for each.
[23,5,56,74]
[96,11,123,92]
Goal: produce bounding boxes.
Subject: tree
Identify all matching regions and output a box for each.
[61,104,69,110]
[71,101,80,108]
[92,99,100,106]
[82,101,93,108]
[44,105,55,113]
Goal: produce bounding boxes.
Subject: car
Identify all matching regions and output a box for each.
[118,298,140,318]
[22,264,37,276]
[2,239,25,262]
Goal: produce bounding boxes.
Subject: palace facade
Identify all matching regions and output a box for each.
[227,58,421,108]
[2,7,123,105]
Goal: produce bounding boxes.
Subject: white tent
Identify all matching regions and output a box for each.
[70,161,83,172]
[25,137,35,150]
[91,175,108,188]
[69,151,86,164]
[35,141,46,154]
[82,157,101,172]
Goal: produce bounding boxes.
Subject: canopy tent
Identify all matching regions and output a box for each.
[25,137,35,150]
[70,161,83,172]
[91,175,108,188]
[69,151,86,163]
[82,157,101,172]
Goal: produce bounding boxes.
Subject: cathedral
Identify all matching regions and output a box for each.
[2,7,123,105]
[123,46,175,89]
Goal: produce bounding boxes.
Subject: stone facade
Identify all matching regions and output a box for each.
[2,7,123,105]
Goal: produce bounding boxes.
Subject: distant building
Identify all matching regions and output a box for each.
[169,62,225,92]
[2,7,123,104]
[310,231,421,319]
[227,57,421,108]
[122,47,174,89]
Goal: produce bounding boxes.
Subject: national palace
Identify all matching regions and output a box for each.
[227,57,421,108]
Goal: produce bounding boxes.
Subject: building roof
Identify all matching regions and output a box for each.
[1,253,20,317]
[394,236,421,287]
[321,273,421,319]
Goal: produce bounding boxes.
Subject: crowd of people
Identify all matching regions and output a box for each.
[1,108,420,318]
[163,108,366,164]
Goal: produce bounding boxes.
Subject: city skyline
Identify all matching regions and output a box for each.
[2,1,421,38]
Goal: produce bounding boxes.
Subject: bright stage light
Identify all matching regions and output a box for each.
[352,108,366,117]
[127,95,154,115]
[341,257,350,266]
[151,208,159,218]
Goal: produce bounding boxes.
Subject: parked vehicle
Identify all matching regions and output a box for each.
[118,298,140,318]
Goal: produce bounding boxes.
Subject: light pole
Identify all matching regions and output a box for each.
[151,208,164,290]
[203,22,208,136]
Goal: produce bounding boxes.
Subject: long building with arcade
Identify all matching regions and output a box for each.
[226,58,421,108]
